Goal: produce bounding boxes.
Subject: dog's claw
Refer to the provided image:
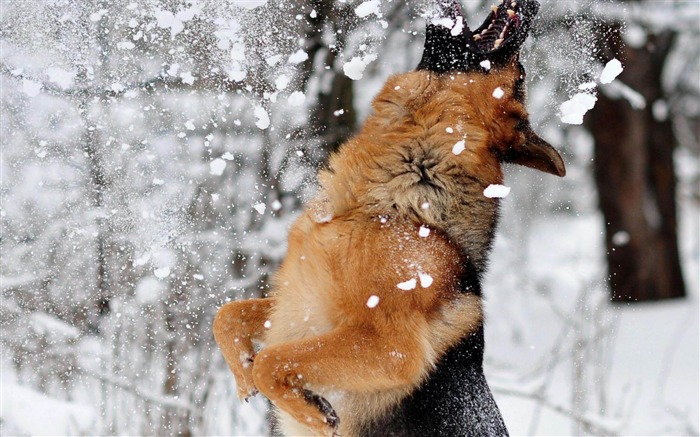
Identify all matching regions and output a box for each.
[239,387,259,403]
[303,389,340,434]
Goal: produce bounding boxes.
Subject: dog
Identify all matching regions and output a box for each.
[213,1,565,436]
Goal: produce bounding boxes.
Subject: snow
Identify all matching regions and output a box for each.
[154,9,184,37]
[1,2,697,436]
[452,140,466,155]
[288,91,306,107]
[418,272,433,288]
[623,25,647,49]
[355,0,381,18]
[266,54,282,66]
[117,41,135,50]
[30,313,80,340]
[483,184,511,198]
[366,295,380,308]
[612,230,630,246]
[492,87,505,99]
[343,54,377,80]
[559,93,598,125]
[578,81,597,90]
[451,16,464,36]
[135,277,166,304]
[180,71,195,85]
[253,106,270,129]
[21,79,42,97]
[210,158,227,175]
[397,278,417,291]
[232,0,267,9]
[287,50,308,65]
[480,60,492,71]
[46,67,75,89]
[600,58,624,84]
[432,17,454,29]
[275,75,290,90]
[601,80,646,110]
[253,202,266,215]
[1,383,95,435]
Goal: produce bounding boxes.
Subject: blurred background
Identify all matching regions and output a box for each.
[1,0,698,435]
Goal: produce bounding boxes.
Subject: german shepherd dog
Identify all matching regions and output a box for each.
[214,0,565,435]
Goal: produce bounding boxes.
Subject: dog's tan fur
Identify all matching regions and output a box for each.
[214,61,563,436]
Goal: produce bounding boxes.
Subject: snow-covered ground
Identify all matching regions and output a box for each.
[486,197,699,435]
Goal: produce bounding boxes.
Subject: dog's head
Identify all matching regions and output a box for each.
[367,0,565,180]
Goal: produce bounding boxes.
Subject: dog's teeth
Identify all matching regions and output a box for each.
[511,1,517,7]
[507,9,515,17]
[473,34,482,41]
[491,5,498,13]
[494,38,503,48]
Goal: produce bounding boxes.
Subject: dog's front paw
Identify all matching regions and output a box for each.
[303,390,340,436]
[235,355,259,402]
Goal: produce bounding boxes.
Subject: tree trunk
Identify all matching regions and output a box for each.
[588,24,686,302]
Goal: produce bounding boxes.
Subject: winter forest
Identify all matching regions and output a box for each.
[1,0,698,435]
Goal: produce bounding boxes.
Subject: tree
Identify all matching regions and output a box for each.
[586,0,696,302]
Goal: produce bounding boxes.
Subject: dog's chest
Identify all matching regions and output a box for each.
[263,214,341,346]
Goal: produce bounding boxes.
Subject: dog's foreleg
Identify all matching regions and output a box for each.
[253,325,428,437]
[213,298,275,401]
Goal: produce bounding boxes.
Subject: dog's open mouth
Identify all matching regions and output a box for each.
[471,0,523,52]
[418,0,540,72]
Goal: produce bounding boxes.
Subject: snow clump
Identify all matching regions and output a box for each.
[483,184,511,198]
[559,93,597,125]
[397,278,417,291]
[288,91,306,107]
[288,50,308,65]
[452,140,466,155]
[355,0,381,18]
[210,158,227,176]
[600,58,624,84]
[343,54,378,80]
[419,273,433,288]
[366,295,380,308]
[232,0,267,9]
[254,106,270,130]
[253,203,266,215]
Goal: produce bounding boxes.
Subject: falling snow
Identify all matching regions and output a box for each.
[559,92,597,125]
[1,1,697,436]
[343,54,378,80]
[366,295,380,308]
[397,278,417,291]
[483,184,511,198]
[600,58,624,84]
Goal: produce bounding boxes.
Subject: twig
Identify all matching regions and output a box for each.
[492,384,622,436]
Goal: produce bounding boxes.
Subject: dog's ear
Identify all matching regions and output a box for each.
[503,127,566,177]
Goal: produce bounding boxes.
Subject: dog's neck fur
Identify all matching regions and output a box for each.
[317,70,522,273]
